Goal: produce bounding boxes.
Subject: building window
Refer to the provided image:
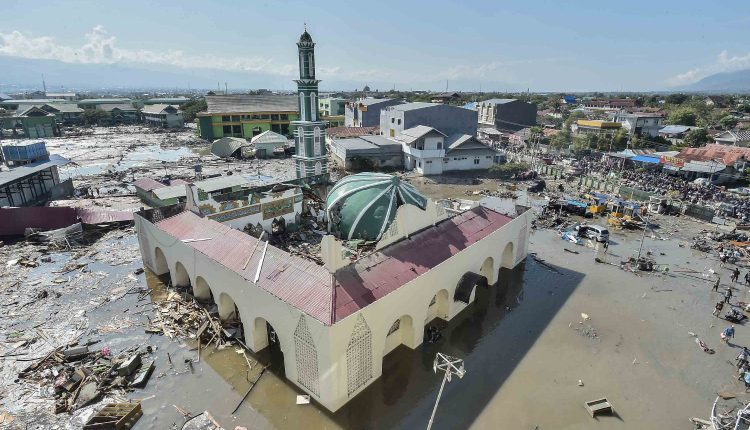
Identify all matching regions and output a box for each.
[426,160,432,164]
[299,161,306,177]
[222,125,232,134]
[443,158,449,163]
[314,161,322,175]
[297,126,305,157]
[437,142,442,149]
[280,114,289,120]
[271,114,279,121]
[391,118,395,124]
[299,92,306,120]
[231,115,240,122]
[314,127,322,156]
[387,319,401,336]
[232,125,241,135]
[222,115,230,122]
[474,158,480,165]
[397,119,401,125]
[347,315,373,396]
[311,93,318,121]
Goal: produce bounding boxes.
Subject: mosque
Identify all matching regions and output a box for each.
[134,29,531,412]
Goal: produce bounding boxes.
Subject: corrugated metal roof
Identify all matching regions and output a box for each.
[76,208,134,224]
[99,103,137,112]
[446,134,495,152]
[152,184,187,201]
[142,104,179,114]
[250,130,288,145]
[659,125,695,134]
[332,206,513,322]
[195,175,248,192]
[210,137,247,158]
[400,125,446,142]
[480,98,517,105]
[0,154,70,186]
[202,95,297,114]
[389,102,440,112]
[154,211,334,324]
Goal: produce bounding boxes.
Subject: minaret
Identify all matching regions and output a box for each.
[292,27,328,183]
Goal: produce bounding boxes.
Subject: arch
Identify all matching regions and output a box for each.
[153,247,168,275]
[311,93,318,121]
[426,289,450,323]
[252,317,286,375]
[194,276,212,301]
[313,127,321,156]
[297,126,305,157]
[480,256,495,285]
[218,292,238,321]
[384,315,415,356]
[173,261,191,287]
[454,272,485,304]
[347,314,373,396]
[299,92,306,120]
[501,242,515,269]
[294,315,320,396]
[314,161,322,176]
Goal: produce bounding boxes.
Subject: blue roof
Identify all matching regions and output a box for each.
[566,199,588,208]
[563,95,577,104]
[631,155,660,164]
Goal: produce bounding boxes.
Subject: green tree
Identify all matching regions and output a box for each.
[667,107,697,126]
[564,111,587,130]
[550,130,571,149]
[82,109,110,125]
[611,128,629,151]
[181,98,208,123]
[683,128,710,147]
[665,93,689,104]
[719,115,739,130]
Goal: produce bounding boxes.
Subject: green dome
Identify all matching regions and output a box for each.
[326,173,427,241]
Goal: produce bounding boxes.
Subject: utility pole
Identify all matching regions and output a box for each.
[427,353,466,430]
[636,210,650,261]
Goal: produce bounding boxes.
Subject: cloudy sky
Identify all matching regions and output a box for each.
[1,0,749,91]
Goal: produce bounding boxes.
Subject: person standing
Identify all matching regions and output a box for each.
[714,301,725,317]
[714,276,721,292]
[726,287,734,304]
[721,325,736,343]
[732,268,740,283]
[745,271,750,287]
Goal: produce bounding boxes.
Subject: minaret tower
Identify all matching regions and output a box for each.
[292,26,328,183]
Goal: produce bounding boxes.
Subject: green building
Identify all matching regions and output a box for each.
[196,95,299,140]
[1,106,61,138]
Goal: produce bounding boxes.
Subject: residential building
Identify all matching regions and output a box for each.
[98,103,139,125]
[40,103,84,125]
[329,135,404,170]
[0,93,12,102]
[78,98,133,110]
[291,30,328,184]
[345,98,404,127]
[45,92,78,101]
[714,130,750,147]
[579,98,636,110]
[611,111,665,137]
[0,99,66,111]
[571,120,622,137]
[319,97,346,127]
[658,125,699,144]
[1,106,61,138]
[144,97,190,106]
[251,130,289,158]
[380,102,477,138]
[430,92,461,104]
[477,99,537,132]
[133,175,247,207]
[0,142,70,206]
[142,104,184,128]
[396,126,447,175]
[704,96,728,108]
[196,95,298,140]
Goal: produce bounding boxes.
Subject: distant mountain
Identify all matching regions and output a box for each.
[683,69,750,93]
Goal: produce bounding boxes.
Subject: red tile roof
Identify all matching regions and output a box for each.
[152,205,513,324]
[134,178,166,192]
[155,211,334,324]
[332,206,513,322]
[678,144,750,166]
[327,126,378,138]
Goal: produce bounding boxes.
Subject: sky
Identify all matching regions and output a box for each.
[1,0,750,92]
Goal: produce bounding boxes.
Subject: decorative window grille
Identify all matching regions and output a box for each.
[294,316,320,396]
[387,319,400,336]
[347,314,373,396]
[297,127,305,157]
[311,93,318,121]
[299,92,306,120]
[313,127,321,156]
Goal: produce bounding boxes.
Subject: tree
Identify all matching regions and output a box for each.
[665,93,689,105]
[181,98,208,123]
[611,128,629,151]
[667,108,697,126]
[683,128,710,147]
[82,109,110,125]
[564,111,587,130]
[550,130,571,149]
[719,115,739,130]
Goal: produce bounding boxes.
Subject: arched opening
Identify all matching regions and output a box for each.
[501,242,515,269]
[218,293,238,321]
[454,272,486,304]
[173,261,191,288]
[194,276,212,301]
[480,256,495,285]
[253,317,285,376]
[384,315,414,356]
[153,247,168,275]
[424,289,450,344]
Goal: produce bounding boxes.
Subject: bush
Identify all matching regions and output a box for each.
[488,162,529,179]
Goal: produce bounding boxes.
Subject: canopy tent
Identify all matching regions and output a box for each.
[210,137,248,158]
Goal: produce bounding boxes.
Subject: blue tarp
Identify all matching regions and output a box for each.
[630,155,661,164]
[566,199,588,208]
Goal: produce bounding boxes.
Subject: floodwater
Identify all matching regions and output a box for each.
[60,146,195,179]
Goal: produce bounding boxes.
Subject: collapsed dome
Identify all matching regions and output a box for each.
[326,173,428,241]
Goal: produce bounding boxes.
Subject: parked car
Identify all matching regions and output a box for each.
[575,224,610,242]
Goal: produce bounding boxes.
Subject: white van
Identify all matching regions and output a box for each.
[576,224,610,242]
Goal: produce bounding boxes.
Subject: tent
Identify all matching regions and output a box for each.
[210,137,248,158]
